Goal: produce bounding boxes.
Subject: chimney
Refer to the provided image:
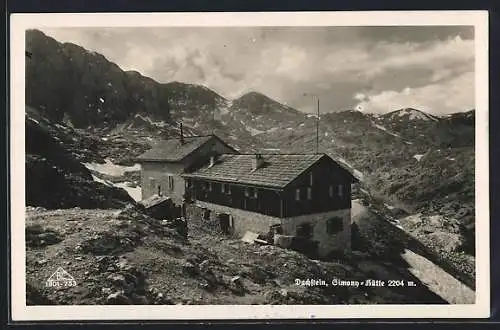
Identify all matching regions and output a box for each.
[179,122,184,144]
[252,154,265,171]
[209,155,216,168]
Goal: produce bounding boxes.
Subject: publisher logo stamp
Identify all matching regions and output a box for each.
[45,267,77,288]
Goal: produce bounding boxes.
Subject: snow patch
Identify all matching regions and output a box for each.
[372,122,401,138]
[384,203,395,210]
[134,114,168,128]
[91,174,112,186]
[394,108,438,122]
[54,123,69,131]
[115,182,142,202]
[84,158,140,177]
[91,174,142,202]
[413,154,424,161]
[246,126,266,136]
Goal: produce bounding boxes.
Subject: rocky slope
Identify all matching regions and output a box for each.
[25,106,135,209]
[26,204,448,305]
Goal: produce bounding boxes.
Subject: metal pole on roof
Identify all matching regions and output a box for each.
[316,97,320,154]
[212,97,215,135]
[304,92,320,154]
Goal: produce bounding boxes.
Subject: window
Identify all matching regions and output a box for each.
[309,172,313,185]
[245,188,257,198]
[208,182,213,192]
[338,184,343,197]
[326,217,343,234]
[168,176,174,190]
[296,223,313,239]
[221,184,231,195]
[329,185,334,198]
[307,187,312,200]
[295,188,301,201]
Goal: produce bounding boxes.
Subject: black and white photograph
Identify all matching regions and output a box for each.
[10,11,489,320]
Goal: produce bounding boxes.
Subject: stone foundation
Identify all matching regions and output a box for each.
[186,200,351,257]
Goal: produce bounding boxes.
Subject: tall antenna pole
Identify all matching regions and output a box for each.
[316,97,320,154]
[212,97,215,134]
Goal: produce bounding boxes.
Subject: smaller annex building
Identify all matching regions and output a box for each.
[136,132,238,203]
[183,153,358,256]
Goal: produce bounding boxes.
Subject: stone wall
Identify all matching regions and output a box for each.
[283,209,351,256]
[185,202,228,234]
[192,201,282,236]
[188,200,351,257]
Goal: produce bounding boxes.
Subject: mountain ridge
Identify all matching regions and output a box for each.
[25,28,477,260]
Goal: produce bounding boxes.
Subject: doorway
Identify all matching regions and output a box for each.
[296,222,313,239]
[218,213,230,234]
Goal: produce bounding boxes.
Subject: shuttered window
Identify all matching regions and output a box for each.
[295,188,301,201]
[219,184,231,195]
[307,187,312,200]
[326,217,343,234]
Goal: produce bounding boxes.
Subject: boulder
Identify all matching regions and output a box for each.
[106,291,131,305]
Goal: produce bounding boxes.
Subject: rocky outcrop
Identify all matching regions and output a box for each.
[26,29,171,129]
[26,114,135,209]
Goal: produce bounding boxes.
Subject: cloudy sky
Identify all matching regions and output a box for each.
[40,26,475,115]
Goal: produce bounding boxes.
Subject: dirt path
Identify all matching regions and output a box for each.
[401,249,475,304]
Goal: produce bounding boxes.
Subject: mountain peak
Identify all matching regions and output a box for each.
[237,91,271,101]
[231,91,301,116]
[387,107,439,122]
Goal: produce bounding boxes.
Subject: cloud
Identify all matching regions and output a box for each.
[38,26,475,115]
[353,71,475,114]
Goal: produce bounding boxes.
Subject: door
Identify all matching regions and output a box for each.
[219,213,230,234]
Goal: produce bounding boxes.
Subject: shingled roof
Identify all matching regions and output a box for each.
[183,153,354,189]
[136,135,217,162]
